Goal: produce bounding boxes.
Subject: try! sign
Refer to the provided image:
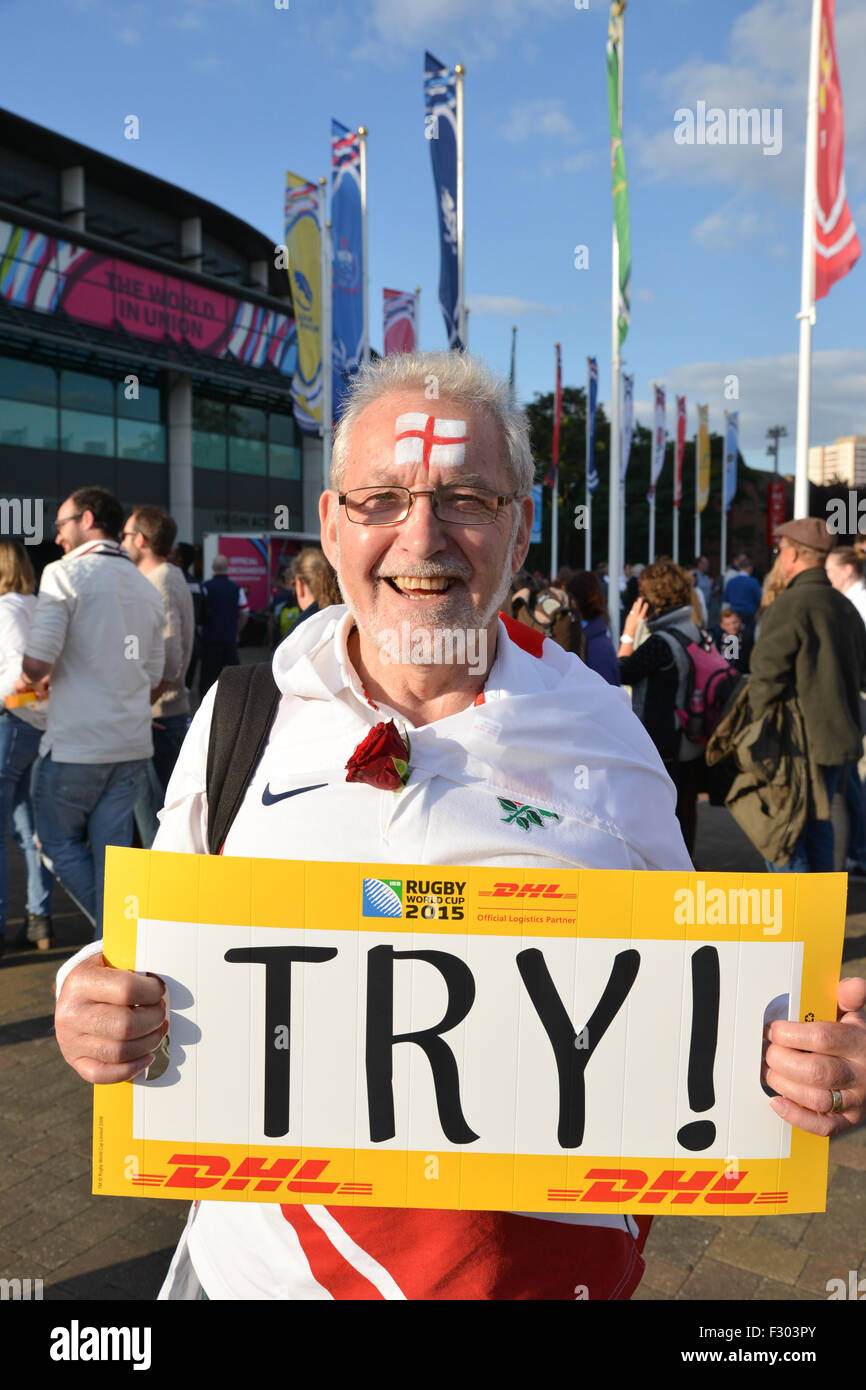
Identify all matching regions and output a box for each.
[93,850,845,1216]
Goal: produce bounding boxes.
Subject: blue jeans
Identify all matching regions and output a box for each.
[765,766,842,873]
[0,711,53,937]
[134,715,189,849]
[843,764,866,866]
[32,753,147,936]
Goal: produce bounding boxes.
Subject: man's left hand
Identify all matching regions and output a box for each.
[764,978,866,1135]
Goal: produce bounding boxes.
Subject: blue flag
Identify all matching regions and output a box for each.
[424,53,462,351]
[331,120,364,419]
[724,411,739,512]
[530,482,543,544]
[587,356,599,493]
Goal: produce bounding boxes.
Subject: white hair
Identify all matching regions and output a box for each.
[330,350,535,495]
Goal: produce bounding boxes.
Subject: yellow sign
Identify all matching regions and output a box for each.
[94,848,845,1216]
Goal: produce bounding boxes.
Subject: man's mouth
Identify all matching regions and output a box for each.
[384,575,457,598]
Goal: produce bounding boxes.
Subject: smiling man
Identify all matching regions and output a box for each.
[53,355,866,1301]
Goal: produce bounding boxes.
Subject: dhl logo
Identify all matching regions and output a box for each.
[478,882,577,900]
[546,1168,787,1206]
[130,1155,372,1198]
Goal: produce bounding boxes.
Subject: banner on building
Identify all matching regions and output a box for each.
[94,848,844,1216]
[814,0,861,299]
[587,357,599,493]
[724,411,739,512]
[621,372,634,486]
[331,121,364,419]
[647,386,666,501]
[697,404,711,513]
[674,396,687,508]
[424,53,462,350]
[383,288,418,356]
[284,173,323,433]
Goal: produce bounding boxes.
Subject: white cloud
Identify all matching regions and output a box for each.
[119,26,140,44]
[504,99,581,146]
[692,203,761,252]
[350,0,565,64]
[466,295,557,317]
[633,350,866,463]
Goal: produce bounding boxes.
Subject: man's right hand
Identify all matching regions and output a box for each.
[55,955,168,1084]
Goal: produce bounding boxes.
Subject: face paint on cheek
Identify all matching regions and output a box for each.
[393,412,469,469]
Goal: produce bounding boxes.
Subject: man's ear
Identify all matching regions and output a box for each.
[512,495,535,574]
[320,490,339,570]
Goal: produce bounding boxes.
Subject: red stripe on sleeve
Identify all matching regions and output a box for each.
[500,613,545,658]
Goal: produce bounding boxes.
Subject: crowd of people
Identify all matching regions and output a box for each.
[0,486,340,952]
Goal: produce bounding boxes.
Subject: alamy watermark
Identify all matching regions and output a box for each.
[0,1276,43,1300]
[377,622,487,676]
[0,497,43,545]
[826,492,866,534]
[674,102,782,157]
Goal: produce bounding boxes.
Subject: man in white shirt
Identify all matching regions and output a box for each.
[53,359,866,1300]
[122,505,195,847]
[17,486,164,935]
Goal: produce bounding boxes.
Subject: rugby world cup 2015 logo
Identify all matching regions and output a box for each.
[362,878,404,918]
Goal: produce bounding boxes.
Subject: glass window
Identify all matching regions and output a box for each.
[269,412,296,446]
[60,409,115,455]
[269,443,301,480]
[0,356,58,406]
[117,419,166,462]
[116,381,162,422]
[61,370,114,414]
[0,399,58,449]
[229,405,267,440]
[229,435,267,475]
[193,397,227,433]
[193,430,227,471]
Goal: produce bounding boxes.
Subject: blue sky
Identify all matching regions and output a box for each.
[2,0,865,473]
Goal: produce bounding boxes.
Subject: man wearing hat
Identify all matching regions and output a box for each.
[748,517,866,871]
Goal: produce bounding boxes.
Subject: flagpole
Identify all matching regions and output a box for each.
[648,380,656,564]
[455,63,466,348]
[358,126,370,366]
[794,0,822,519]
[694,428,700,559]
[552,342,561,581]
[415,286,421,349]
[721,413,728,575]
[673,400,680,563]
[608,223,622,634]
[319,177,332,491]
[585,357,592,570]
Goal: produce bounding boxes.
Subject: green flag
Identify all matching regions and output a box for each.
[607,1,631,346]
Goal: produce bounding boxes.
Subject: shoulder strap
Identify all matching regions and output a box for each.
[205,663,280,854]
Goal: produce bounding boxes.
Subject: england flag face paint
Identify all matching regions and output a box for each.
[394,413,469,469]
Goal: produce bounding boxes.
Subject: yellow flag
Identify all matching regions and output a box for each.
[284,172,322,430]
[697,404,710,513]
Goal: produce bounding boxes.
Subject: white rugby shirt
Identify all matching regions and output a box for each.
[59,606,692,1300]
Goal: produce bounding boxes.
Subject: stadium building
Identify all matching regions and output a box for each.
[0,108,323,570]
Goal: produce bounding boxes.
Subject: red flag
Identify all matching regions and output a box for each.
[674,396,686,508]
[815,0,861,299]
[544,343,562,488]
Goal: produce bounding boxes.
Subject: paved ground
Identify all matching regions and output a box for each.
[1,792,864,1301]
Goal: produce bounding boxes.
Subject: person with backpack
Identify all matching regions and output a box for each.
[617,558,737,859]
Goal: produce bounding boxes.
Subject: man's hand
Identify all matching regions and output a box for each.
[764,978,866,1135]
[13,672,51,699]
[55,955,168,1085]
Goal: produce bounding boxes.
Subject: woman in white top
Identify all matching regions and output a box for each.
[826,545,866,627]
[0,540,54,957]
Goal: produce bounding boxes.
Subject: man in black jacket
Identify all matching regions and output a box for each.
[749,517,866,872]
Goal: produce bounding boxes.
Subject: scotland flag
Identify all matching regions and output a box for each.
[424,52,462,351]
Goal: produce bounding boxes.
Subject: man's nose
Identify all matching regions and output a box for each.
[399,493,447,551]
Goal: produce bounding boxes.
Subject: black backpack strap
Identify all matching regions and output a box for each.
[205,663,280,854]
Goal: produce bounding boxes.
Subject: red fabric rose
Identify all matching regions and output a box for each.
[345,719,411,791]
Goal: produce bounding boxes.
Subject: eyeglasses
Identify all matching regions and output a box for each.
[54,511,83,533]
[121,529,140,541]
[339,485,515,527]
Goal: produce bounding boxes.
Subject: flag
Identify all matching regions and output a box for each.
[283,172,323,434]
[647,386,666,501]
[674,395,686,507]
[508,325,517,406]
[424,53,462,350]
[383,289,417,355]
[331,120,364,419]
[815,0,861,300]
[544,343,563,488]
[697,404,710,512]
[724,410,739,513]
[587,356,599,493]
[606,2,631,345]
[621,372,634,486]
[530,482,543,544]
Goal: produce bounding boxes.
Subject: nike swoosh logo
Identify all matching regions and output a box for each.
[262,782,327,806]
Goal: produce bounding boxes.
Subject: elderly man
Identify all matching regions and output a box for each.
[54,355,866,1301]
